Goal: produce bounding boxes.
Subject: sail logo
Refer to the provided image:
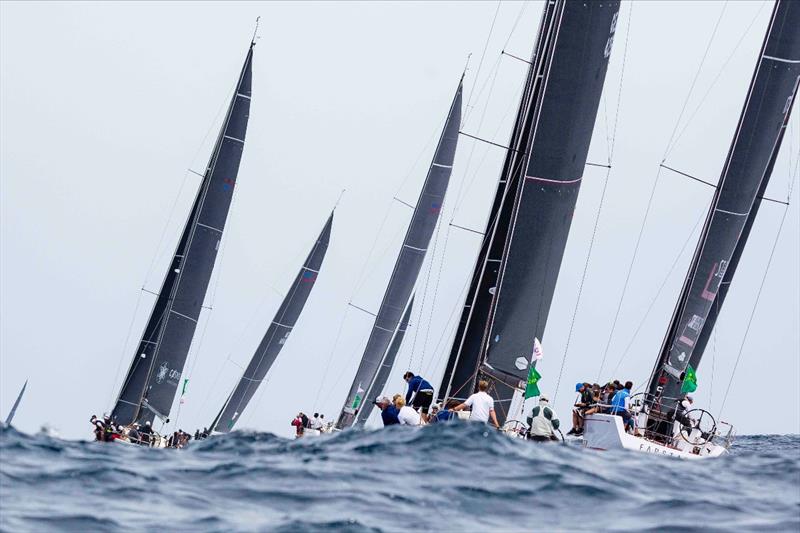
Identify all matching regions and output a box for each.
[429,202,442,214]
[156,362,169,384]
[701,260,727,301]
[302,271,317,283]
[278,331,290,345]
[168,369,181,383]
[222,177,236,192]
[514,357,528,371]
[604,11,619,59]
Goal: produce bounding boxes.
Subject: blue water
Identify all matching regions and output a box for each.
[0,424,798,532]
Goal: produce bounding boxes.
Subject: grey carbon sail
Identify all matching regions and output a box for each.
[111,42,254,425]
[336,79,462,428]
[4,380,27,426]
[439,0,620,424]
[438,0,560,405]
[211,212,333,433]
[356,296,414,425]
[647,0,800,408]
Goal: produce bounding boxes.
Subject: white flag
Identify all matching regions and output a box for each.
[532,337,544,361]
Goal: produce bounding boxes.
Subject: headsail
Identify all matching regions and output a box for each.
[438,0,620,423]
[647,0,800,409]
[4,380,27,426]
[335,79,462,428]
[211,212,333,433]
[356,296,414,425]
[111,42,254,425]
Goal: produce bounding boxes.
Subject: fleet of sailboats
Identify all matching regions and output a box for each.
[66,1,796,457]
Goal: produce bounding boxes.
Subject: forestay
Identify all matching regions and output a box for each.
[335,79,462,428]
[647,0,800,408]
[111,42,254,425]
[211,212,333,433]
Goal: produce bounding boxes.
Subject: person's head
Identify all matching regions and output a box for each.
[146,421,151,427]
[395,397,406,408]
[615,382,624,391]
[430,404,440,414]
[403,371,415,382]
[392,393,402,404]
[575,382,583,393]
[375,396,390,409]
[478,380,489,392]
[605,383,615,391]
[320,414,324,420]
[624,381,633,390]
[539,396,549,405]
[445,399,461,410]
[613,380,620,387]
[313,413,319,418]
[685,394,694,403]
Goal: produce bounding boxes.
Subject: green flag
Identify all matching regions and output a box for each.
[351,385,365,409]
[681,365,697,393]
[525,366,541,399]
[181,378,189,396]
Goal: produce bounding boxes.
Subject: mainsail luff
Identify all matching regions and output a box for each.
[647,0,800,407]
[356,296,414,425]
[211,212,333,433]
[4,380,27,426]
[437,0,560,405]
[438,0,620,424]
[335,79,463,428]
[111,42,254,425]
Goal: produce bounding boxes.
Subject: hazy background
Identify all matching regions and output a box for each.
[2,1,797,440]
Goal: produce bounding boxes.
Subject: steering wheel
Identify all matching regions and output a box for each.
[679,408,717,445]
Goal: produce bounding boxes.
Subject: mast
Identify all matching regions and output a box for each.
[4,380,27,426]
[335,78,463,429]
[646,0,800,410]
[356,296,414,425]
[111,41,255,425]
[439,0,620,424]
[211,212,333,433]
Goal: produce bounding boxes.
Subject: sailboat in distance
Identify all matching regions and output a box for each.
[107,37,255,437]
[4,380,27,427]
[437,0,621,426]
[584,0,800,459]
[335,77,463,429]
[210,212,333,433]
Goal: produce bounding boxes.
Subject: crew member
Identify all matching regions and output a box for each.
[527,396,560,442]
[374,396,400,426]
[403,372,435,422]
[452,380,499,428]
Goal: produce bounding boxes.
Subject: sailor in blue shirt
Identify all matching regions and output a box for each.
[403,371,435,422]
[610,381,633,431]
[375,397,399,426]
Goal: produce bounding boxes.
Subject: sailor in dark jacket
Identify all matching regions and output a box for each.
[403,372,435,422]
[375,397,400,426]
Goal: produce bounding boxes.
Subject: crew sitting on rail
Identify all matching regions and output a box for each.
[429,400,459,423]
[395,396,422,426]
[610,381,633,432]
[90,415,104,441]
[527,396,561,442]
[374,396,400,426]
[567,383,593,436]
[403,372,435,423]
[584,383,611,417]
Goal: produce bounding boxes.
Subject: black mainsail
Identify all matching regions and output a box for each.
[335,79,463,428]
[4,380,27,426]
[211,212,333,432]
[646,0,800,410]
[438,0,620,423]
[111,42,254,425]
[356,296,414,425]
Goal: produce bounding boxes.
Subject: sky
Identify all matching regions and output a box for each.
[1,1,798,440]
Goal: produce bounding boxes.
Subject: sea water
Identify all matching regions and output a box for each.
[0,423,797,531]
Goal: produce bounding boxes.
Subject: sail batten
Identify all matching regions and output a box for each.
[335,80,463,428]
[647,0,800,407]
[211,212,333,433]
[111,43,255,425]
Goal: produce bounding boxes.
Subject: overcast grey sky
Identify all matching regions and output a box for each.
[2,1,798,440]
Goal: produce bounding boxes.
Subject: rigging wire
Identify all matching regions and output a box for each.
[662,1,728,161]
[463,1,502,125]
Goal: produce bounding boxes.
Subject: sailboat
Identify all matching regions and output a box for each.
[106,38,255,441]
[436,0,621,427]
[583,0,799,459]
[334,78,463,429]
[3,380,27,427]
[209,212,333,434]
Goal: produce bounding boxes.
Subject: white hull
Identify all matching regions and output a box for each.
[583,413,728,460]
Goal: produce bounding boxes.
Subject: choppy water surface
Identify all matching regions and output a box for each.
[0,424,798,532]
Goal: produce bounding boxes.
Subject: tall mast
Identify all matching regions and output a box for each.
[335,78,463,429]
[647,0,800,409]
[211,212,333,433]
[439,0,621,424]
[111,42,255,425]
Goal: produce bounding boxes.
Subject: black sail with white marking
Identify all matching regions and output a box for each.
[356,296,414,425]
[647,0,800,407]
[439,0,620,422]
[111,43,254,425]
[211,212,332,433]
[335,80,462,428]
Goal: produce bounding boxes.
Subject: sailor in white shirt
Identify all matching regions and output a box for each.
[395,397,421,426]
[452,379,500,428]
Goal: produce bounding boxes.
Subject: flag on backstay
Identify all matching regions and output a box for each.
[352,385,365,409]
[532,337,544,361]
[525,367,541,399]
[681,365,697,393]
